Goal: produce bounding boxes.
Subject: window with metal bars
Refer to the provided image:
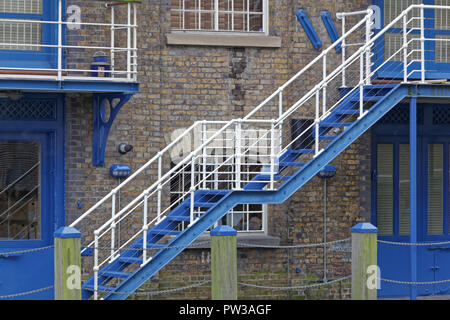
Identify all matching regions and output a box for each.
[169,161,265,233]
[0,0,58,69]
[170,0,268,34]
[0,0,43,51]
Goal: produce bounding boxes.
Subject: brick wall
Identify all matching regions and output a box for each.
[65,0,373,299]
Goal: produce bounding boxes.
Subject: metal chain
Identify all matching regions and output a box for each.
[0,245,54,256]
[84,280,212,296]
[377,239,450,246]
[83,240,212,252]
[237,238,351,249]
[84,238,352,252]
[0,285,53,299]
[379,277,450,285]
[237,275,351,291]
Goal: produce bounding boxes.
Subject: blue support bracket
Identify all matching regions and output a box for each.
[320,11,341,53]
[296,9,322,50]
[92,93,133,166]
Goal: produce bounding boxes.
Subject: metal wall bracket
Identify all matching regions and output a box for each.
[92,93,133,166]
[296,9,322,50]
[321,11,342,53]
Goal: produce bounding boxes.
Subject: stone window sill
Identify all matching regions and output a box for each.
[166,33,282,48]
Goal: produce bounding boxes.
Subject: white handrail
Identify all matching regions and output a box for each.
[74,10,374,231]
[83,6,450,299]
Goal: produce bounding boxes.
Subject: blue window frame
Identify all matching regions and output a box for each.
[0,0,61,69]
[372,0,450,79]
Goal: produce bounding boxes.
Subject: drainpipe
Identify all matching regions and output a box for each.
[317,166,337,283]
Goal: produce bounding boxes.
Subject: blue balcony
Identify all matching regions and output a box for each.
[0,0,139,94]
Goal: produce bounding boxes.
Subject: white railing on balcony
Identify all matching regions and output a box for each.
[0,0,138,82]
[69,5,450,299]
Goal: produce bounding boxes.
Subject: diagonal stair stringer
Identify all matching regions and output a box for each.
[102,83,450,300]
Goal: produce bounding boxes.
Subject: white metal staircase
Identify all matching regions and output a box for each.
[68,5,450,299]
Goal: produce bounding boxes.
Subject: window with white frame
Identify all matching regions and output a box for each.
[170,0,268,34]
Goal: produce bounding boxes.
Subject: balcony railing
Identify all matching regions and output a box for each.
[0,0,138,83]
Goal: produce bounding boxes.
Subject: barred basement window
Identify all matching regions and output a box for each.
[171,0,268,34]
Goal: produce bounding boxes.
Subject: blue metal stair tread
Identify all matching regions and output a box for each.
[166,215,191,222]
[289,148,315,154]
[183,201,217,208]
[279,162,306,167]
[134,241,168,249]
[83,283,115,293]
[196,189,231,195]
[364,94,387,100]
[253,174,291,181]
[118,256,143,264]
[333,109,360,115]
[320,122,353,127]
[319,135,337,140]
[149,228,181,236]
[101,270,132,279]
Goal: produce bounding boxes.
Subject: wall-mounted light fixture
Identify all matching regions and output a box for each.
[317,165,336,179]
[118,143,133,155]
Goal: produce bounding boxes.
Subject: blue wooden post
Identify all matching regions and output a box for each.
[54,227,82,300]
[410,97,417,300]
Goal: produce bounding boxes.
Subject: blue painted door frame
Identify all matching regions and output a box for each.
[372,0,450,80]
[372,103,450,297]
[0,93,65,300]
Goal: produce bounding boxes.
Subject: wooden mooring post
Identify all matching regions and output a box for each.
[351,222,378,300]
[54,226,82,300]
[211,226,237,300]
